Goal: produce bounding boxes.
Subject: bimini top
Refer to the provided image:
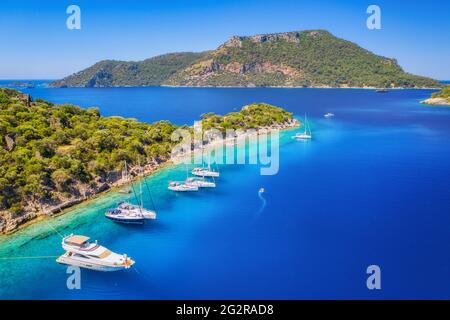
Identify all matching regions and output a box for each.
[64,235,90,246]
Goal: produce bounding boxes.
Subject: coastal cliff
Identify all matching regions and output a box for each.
[49,30,439,89]
[0,88,297,234]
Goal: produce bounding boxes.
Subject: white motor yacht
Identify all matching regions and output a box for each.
[185,177,216,188]
[56,234,135,272]
[324,112,335,118]
[168,181,198,192]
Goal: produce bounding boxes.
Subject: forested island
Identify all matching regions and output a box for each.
[422,85,450,106]
[49,30,439,89]
[0,88,296,233]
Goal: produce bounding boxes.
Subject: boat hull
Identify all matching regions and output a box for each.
[105,214,145,224]
[191,171,220,178]
[56,256,131,272]
[294,134,312,140]
[187,182,216,188]
[168,186,198,192]
[141,210,157,220]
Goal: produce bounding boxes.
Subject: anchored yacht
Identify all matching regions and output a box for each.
[324,112,335,118]
[294,114,312,140]
[168,181,198,192]
[191,167,220,178]
[106,201,156,223]
[105,207,145,224]
[106,161,157,224]
[56,234,135,272]
[185,177,216,188]
[118,202,156,220]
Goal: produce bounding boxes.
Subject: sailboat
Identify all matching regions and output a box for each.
[168,164,200,192]
[105,161,156,224]
[192,154,220,177]
[185,177,216,188]
[294,114,312,140]
[168,181,199,192]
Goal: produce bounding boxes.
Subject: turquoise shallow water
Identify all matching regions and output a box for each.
[0,84,449,299]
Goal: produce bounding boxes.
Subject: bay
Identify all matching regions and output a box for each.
[0,82,449,299]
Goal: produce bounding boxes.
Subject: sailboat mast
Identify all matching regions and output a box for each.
[137,157,143,214]
[304,114,307,134]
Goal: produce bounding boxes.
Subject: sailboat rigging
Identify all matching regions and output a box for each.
[293,114,312,140]
[105,160,156,224]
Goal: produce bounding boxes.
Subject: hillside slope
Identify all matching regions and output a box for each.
[165,30,438,88]
[49,52,207,87]
[50,30,439,88]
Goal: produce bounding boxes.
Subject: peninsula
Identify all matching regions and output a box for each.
[49,30,438,89]
[0,88,297,233]
[421,85,450,106]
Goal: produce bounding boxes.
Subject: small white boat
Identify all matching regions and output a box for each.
[191,167,220,178]
[105,202,156,223]
[56,234,135,272]
[324,112,335,118]
[294,132,312,139]
[259,187,265,193]
[168,181,199,192]
[293,114,312,140]
[106,161,157,224]
[118,202,156,220]
[105,207,145,224]
[185,177,216,188]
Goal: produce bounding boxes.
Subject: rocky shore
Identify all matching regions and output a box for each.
[0,159,165,234]
[421,97,450,106]
[0,119,299,235]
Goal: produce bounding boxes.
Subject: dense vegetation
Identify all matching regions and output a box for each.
[0,89,292,221]
[52,30,439,88]
[431,85,450,101]
[168,30,438,88]
[0,88,178,214]
[200,103,293,132]
[49,52,207,87]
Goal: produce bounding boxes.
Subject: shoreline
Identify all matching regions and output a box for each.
[42,84,442,90]
[421,97,450,106]
[0,121,299,236]
[0,160,172,237]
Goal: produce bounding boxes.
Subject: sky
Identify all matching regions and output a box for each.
[0,0,449,80]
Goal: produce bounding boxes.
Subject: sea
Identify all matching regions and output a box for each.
[0,80,449,299]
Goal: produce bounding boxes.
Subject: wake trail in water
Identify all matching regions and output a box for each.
[253,188,267,222]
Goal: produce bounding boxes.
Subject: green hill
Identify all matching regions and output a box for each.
[166,30,438,88]
[49,52,207,87]
[50,30,439,88]
[431,85,450,100]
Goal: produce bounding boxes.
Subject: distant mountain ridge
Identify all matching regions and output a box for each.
[50,30,439,88]
[49,52,207,87]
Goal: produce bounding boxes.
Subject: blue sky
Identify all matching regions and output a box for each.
[1,0,449,79]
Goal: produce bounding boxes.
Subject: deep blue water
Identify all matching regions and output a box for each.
[0,82,449,299]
